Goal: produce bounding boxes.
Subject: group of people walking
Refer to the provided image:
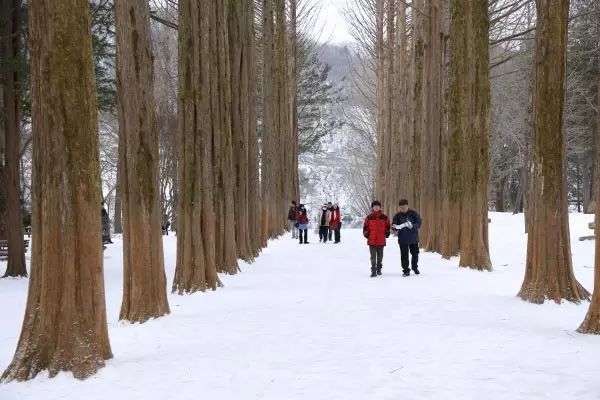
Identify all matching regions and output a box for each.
[288,201,342,245]
[287,198,422,278]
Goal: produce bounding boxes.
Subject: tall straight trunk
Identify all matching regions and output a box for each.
[288,0,299,204]
[275,0,290,231]
[1,0,112,381]
[213,0,238,275]
[411,0,425,211]
[420,0,444,253]
[247,0,262,257]
[441,0,465,259]
[229,0,252,262]
[173,0,220,293]
[261,0,276,242]
[457,0,491,270]
[113,157,122,234]
[442,0,491,270]
[1,0,26,277]
[115,0,170,322]
[518,0,589,303]
[374,0,385,203]
[578,57,600,333]
[394,1,409,211]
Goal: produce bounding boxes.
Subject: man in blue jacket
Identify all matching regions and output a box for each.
[392,199,422,277]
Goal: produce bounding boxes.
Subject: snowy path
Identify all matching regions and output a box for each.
[1,213,599,400]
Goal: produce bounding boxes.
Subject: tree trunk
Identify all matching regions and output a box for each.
[229,0,252,262]
[213,0,238,275]
[173,0,220,293]
[115,0,170,322]
[246,0,261,257]
[113,156,122,234]
[420,0,444,253]
[442,0,491,271]
[1,0,26,277]
[518,0,589,303]
[578,54,600,333]
[1,0,112,381]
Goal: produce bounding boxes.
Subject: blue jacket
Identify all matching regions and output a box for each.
[392,210,422,245]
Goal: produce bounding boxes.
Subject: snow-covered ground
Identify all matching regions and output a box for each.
[1,212,599,400]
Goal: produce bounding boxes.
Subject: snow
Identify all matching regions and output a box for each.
[1,213,599,400]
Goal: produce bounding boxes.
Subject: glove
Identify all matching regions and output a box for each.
[363,230,370,239]
[406,221,413,229]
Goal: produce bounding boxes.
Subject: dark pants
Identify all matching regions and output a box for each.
[333,228,341,243]
[369,245,384,271]
[299,229,308,244]
[400,243,419,273]
[328,228,333,241]
[319,226,330,242]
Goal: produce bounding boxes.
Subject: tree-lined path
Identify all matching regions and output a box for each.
[1,214,597,400]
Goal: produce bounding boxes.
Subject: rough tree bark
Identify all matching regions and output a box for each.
[229,0,253,262]
[213,0,239,275]
[246,0,262,257]
[115,0,170,321]
[1,0,112,381]
[578,57,600,333]
[173,0,220,293]
[420,0,444,254]
[1,0,26,277]
[518,0,589,303]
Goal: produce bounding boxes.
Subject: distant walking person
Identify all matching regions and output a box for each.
[330,203,342,243]
[392,199,422,277]
[327,201,334,241]
[319,204,331,243]
[162,215,171,236]
[297,204,309,244]
[288,201,299,239]
[101,201,112,244]
[363,200,391,277]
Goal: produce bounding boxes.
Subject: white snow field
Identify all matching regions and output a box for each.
[1,213,599,400]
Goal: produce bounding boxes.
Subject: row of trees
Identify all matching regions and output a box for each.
[1,0,303,382]
[347,0,599,330]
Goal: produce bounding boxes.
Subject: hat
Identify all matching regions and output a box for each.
[371,200,382,208]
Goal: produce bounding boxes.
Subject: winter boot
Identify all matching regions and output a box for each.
[377,267,382,276]
[370,268,377,278]
[402,271,410,277]
[412,267,420,275]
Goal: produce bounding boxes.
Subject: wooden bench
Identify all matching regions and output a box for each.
[0,239,30,260]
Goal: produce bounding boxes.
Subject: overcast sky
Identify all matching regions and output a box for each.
[314,0,354,44]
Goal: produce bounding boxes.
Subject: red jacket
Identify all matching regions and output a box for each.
[329,208,341,227]
[297,211,309,225]
[363,211,391,246]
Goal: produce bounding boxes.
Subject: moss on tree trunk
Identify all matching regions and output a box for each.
[2,0,112,381]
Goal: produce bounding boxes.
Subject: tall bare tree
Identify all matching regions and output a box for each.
[518,0,589,303]
[173,0,220,293]
[441,0,491,271]
[1,0,26,277]
[577,58,600,333]
[2,0,112,381]
[115,0,170,321]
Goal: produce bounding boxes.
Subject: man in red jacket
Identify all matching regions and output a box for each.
[363,200,391,277]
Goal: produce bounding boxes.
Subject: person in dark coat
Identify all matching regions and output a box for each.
[296,204,310,244]
[363,200,391,277]
[101,202,112,244]
[288,201,299,239]
[392,199,422,276]
[318,204,331,243]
